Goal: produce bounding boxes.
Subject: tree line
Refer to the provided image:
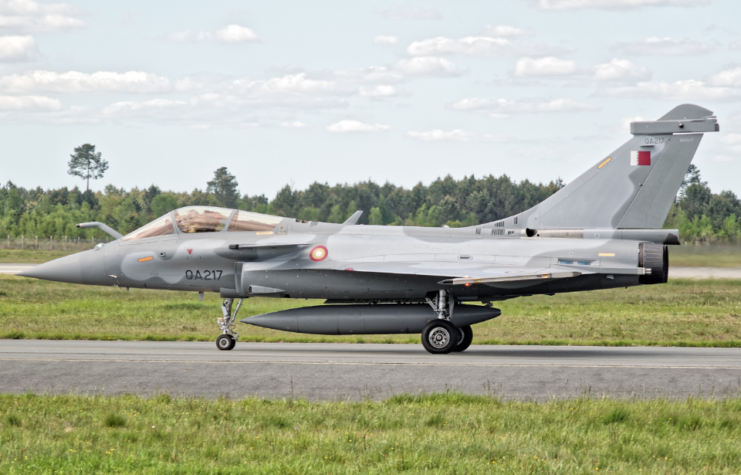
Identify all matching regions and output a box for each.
[1,164,739,244]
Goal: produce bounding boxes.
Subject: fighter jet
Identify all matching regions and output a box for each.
[20,104,719,354]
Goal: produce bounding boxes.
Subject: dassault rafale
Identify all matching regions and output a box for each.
[21,104,719,354]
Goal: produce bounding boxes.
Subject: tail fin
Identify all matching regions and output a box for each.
[495,104,718,230]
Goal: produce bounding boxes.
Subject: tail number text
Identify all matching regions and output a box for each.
[185,270,223,280]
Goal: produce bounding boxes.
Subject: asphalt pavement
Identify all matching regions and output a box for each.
[0,264,36,275]
[1,340,740,401]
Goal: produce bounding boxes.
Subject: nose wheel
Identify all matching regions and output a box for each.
[216,298,243,351]
[216,334,236,351]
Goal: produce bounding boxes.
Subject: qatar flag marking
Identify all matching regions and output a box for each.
[630,151,651,166]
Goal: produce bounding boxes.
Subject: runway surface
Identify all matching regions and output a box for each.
[2,263,740,278]
[1,340,740,401]
[0,264,35,275]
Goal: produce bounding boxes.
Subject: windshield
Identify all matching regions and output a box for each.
[228,210,283,232]
[122,215,175,241]
[174,206,232,233]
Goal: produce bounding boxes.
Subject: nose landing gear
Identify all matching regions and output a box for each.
[216,298,243,351]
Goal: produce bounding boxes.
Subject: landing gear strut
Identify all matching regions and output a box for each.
[421,290,474,354]
[216,298,243,351]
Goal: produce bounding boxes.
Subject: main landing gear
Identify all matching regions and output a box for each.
[216,298,243,351]
[422,290,474,354]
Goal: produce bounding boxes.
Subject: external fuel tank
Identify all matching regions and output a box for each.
[241,304,501,335]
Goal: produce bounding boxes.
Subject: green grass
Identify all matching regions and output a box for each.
[669,245,741,268]
[2,274,741,346]
[1,392,741,473]
[0,249,78,264]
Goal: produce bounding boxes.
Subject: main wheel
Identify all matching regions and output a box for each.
[421,320,458,354]
[452,325,473,352]
[216,334,236,351]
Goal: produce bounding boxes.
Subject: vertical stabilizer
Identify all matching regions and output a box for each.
[490,104,718,230]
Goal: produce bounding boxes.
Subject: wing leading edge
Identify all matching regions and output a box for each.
[332,261,588,286]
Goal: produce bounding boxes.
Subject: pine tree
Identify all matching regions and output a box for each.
[206,167,240,208]
[67,144,109,192]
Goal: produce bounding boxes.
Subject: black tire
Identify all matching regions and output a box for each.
[421,320,458,354]
[216,334,235,351]
[452,325,473,352]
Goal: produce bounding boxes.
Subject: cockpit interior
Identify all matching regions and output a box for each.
[122,207,285,241]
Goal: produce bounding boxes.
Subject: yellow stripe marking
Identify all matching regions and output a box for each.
[598,253,615,257]
[138,256,153,262]
[598,157,612,169]
[256,231,274,235]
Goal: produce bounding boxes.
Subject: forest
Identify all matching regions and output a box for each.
[0,164,739,244]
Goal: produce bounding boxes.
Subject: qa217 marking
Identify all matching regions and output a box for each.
[185,270,223,280]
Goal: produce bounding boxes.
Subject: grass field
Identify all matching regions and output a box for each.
[1,392,740,474]
[1,245,741,267]
[669,245,741,268]
[0,249,79,264]
[2,274,741,346]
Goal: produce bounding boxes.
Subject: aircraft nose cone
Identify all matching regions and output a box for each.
[19,253,84,284]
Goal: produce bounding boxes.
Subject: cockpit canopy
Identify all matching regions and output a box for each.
[121,206,284,241]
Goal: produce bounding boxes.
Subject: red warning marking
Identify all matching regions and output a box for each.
[310,245,328,262]
[187,249,193,255]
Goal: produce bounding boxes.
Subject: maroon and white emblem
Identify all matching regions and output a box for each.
[310,245,328,262]
[630,151,651,166]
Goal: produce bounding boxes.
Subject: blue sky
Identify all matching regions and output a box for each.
[1,0,740,197]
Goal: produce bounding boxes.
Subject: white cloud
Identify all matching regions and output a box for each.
[536,0,706,10]
[280,120,308,128]
[0,70,172,93]
[0,94,61,110]
[714,133,741,161]
[359,85,397,97]
[0,34,35,61]
[327,120,390,133]
[407,36,556,57]
[721,133,741,145]
[514,57,577,77]
[482,25,528,37]
[165,24,259,43]
[406,129,510,142]
[392,56,461,77]
[509,57,650,83]
[407,129,475,141]
[384,7,441,20]
[374,35,398,46]
[102,99,187,117]
[0,0,84,31]
[213,25,259,43]
[310,65,404,85]
[451,97,599,117]
[602,80,741,101]
[705,67,741,87]
[730,41,741,51]
[163,30,208,42]
[616,37,711,56]
[592,58,651,82]
[172,73,353,110]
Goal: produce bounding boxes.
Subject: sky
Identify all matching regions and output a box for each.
[1,0,741,198]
